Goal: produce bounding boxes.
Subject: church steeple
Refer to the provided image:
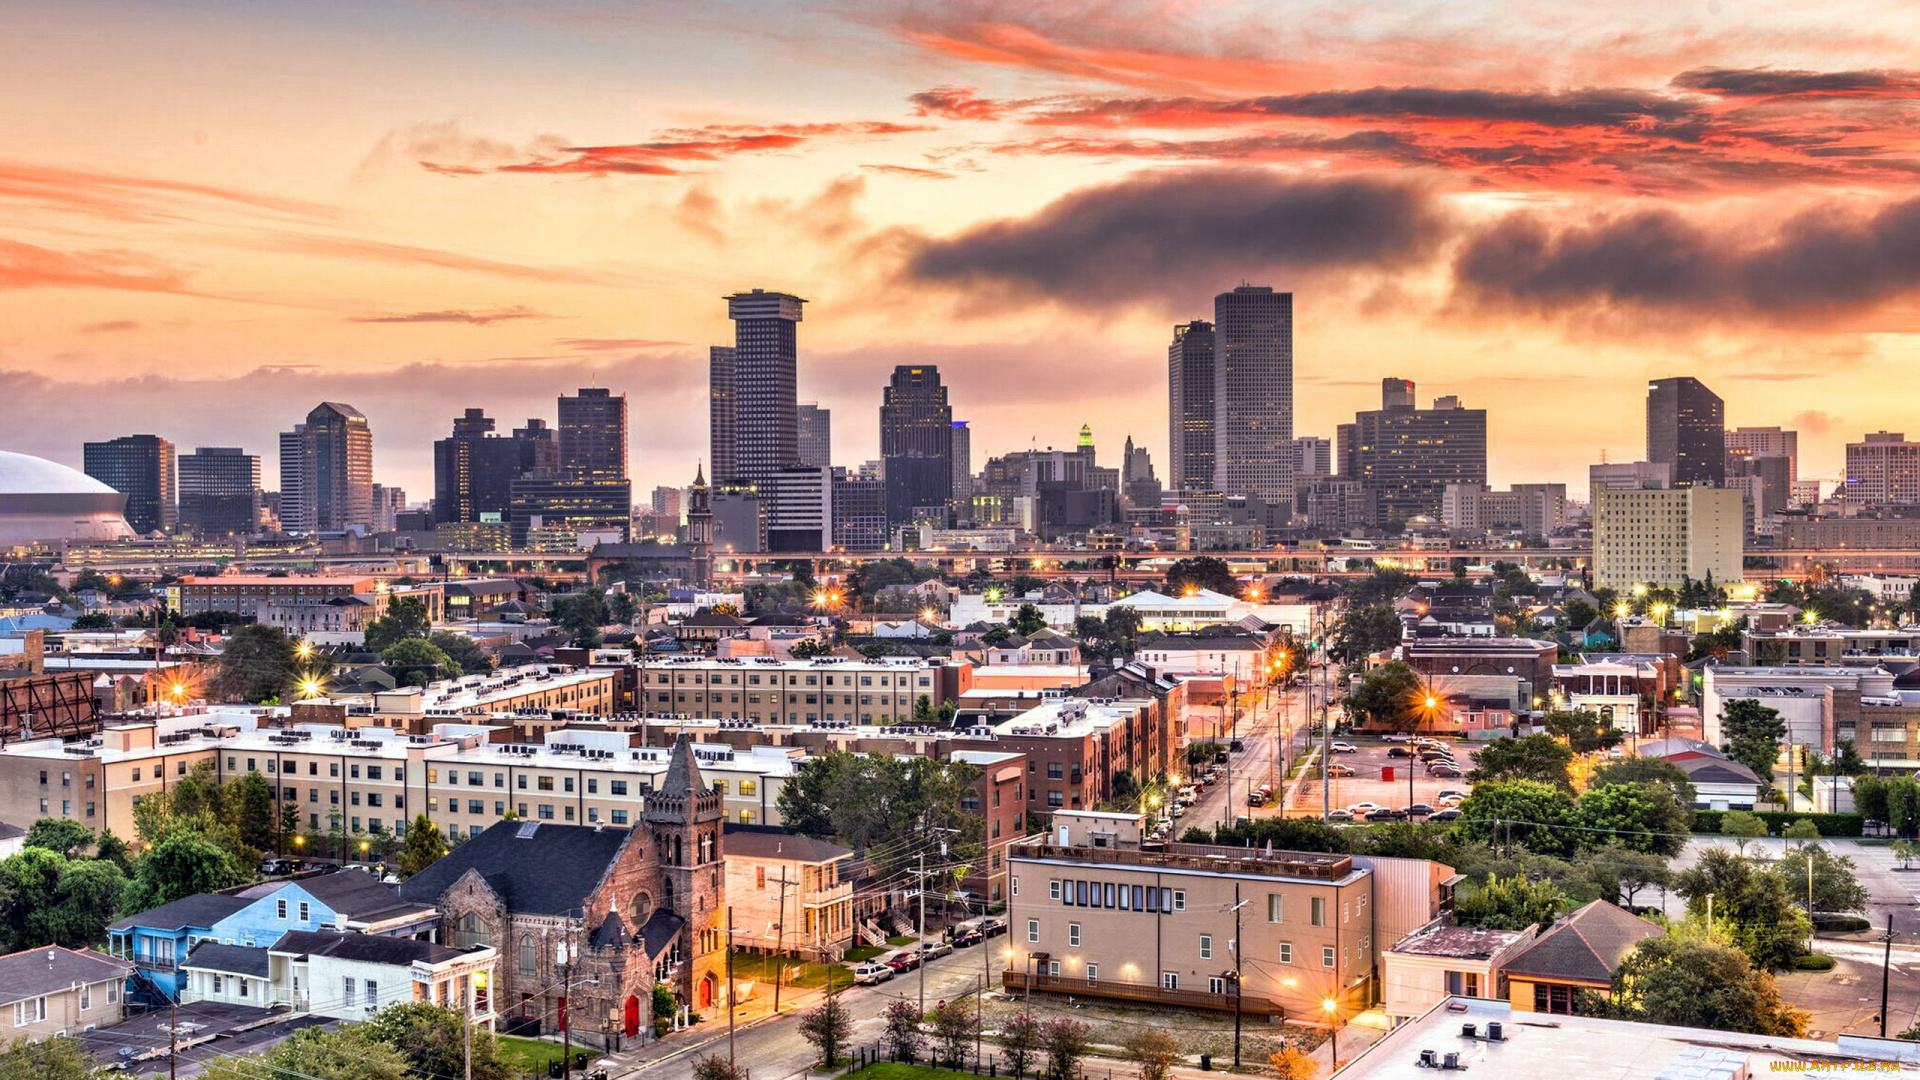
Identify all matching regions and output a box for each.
[687,466,713,589]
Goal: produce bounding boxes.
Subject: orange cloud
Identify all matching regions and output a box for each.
[0,239,195,294]
[349,307,550,325]
[434,122,933,178]
[231,232,615,285]
[0,159,335,224]
[862,164,957,180]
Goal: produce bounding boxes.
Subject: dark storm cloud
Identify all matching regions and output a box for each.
[1671,67,1920,97]
[1033,86,1700,128]
[1453,195,1920,321]
[902,169,1446,307]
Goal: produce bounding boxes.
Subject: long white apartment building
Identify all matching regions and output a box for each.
[637,654,963,726]
[1591,486,1743,591]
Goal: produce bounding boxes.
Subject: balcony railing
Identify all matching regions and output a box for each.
[1011,840,1351,881]
[1001,969,1286,1019]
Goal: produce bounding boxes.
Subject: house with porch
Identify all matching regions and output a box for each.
[0,946,129,1040]
[1501,900,1662,1015]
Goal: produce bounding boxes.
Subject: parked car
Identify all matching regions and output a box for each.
[1403,803,1436,817]
[952,928,983,948]
[1381,733,1413,743]
[1436,788,1469,801]
[1347,801,1385,814]
[1365,808,1408,822]
[1330,741,1358,753]
[918,940,954,960]
[1230,740,1245,752]
[853,963,894,985]
[1248,786,1272,806]
[259,858,301,876]
[1436,793,1467,807]
[1386,746,1414,758]
[1326,763,1356,777]
[1325,809,1356,821]
[886,951,921,973]
[980,918,1007,937]
[1429,764,1464,778]
[1214,751,1230,764]
[1427,808,1463,822]
[1170,804,1187,819]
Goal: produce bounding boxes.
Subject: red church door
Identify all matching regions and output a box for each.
[623,995,640,1038]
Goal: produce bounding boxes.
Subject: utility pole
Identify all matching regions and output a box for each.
[727,907,738,1068]
[559,927,575,1080]
[168,995,177,1080]
[772,872,794,1015]
[1228,889,1250,1068]
[464,970,473,1080]
[1881,914,1895,1038]
[917,851,929,1018]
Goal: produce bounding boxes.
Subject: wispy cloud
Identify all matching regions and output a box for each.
[554,337,686,350]
[0,239,196,295]
[0,159,335,225]
[425,122,932,178]
[348,307,550,326]
[80,319,141,333]
[229,232,617,285]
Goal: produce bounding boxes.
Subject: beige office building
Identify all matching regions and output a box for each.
[1591,486,1744,591]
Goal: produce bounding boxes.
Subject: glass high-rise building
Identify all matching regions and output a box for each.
[178,447,260,538]
[82,434,175,535]
[1167,320,1215,495]
[879,365,953,525]
[434,408,555,524]
[558,387,628,483]
[726,289,805,481]
[797,403,832,469]
[1646,377,1725,488]
[708,345,737,483]
[298,402,374,532]
[1347,381,1487,523]
[1211,286,1293,503]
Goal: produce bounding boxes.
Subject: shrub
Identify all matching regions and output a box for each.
[1812,914,1871,932]
[1691,810,1864,837]
[1793,954,1837,971]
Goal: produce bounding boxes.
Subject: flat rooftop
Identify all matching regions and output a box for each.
[1336,997,1918,1080]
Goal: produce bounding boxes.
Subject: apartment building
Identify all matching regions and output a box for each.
[956,697,1177,821]
[638,656,964,726]
[1005,811,1456,1019]
[1591,486,1743,591]
[171,575,376,618]
[951,748,1028,904]
[335,665,619,732]
[721,824,855,958]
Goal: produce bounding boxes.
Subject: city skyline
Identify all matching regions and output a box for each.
[7,1,1920,497]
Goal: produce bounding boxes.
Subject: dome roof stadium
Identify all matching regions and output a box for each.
[0,451,133,545]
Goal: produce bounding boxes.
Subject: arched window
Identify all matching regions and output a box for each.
[631,893,653,925]
[454,913,491,948]
[519,934,537,974]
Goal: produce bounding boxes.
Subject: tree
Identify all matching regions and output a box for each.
[1452,780,1581,856]
[1010,603,1048,636]
[23,819,93,859]
[1592,758,1697,807]
[200,1023,410,1080]
[1855,775,1890,827]
[1001,1013,1042,1078]
[0,1036,96,1080]
[214,624,298,702]
[383,637,457,687]
[1894,840,1919,870]
[1042,1017,1091,1080]
[399,813,449,877]
[798,995,851,1068]
[93,828,131,873]
[691,1057,743,1080]
[1165,557,1239,597]
[124,826,249,911]
[0,848,126,952]
[930,999,975,1068]
[1269,1042,1321,1080]
[775,751,983,879]
[359,1002,512,1080]
[1576,782,1691,855]
[1328,605,1403,663]
[429,631,493,675]
[1125,1029,1181,1080]
[230,771,276,852]
[1583,845,1673,908]
[1354,823,1458,862]
[1888,776,1920,837]
[1720,698,1786,781]
[1214,817,1349,854]
[788,637,833,659]
[607,592,639,625]
[1541,709,1623,754]
[1788,842,1870,913]
[1720,810,1768,855]
[1466,735,1574,791]
[1341,661,1423,732]
[1832,737,1867,776]
[1607,933,1807,1036]
[1674,849,1809,969]
[1453,873,1562,930]
[1782,818,1821,840]
[883,999,924,1062]
[363,597,432,653]
[552,589,611,648]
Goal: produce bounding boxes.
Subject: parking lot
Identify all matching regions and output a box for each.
[1287,735,1483,819]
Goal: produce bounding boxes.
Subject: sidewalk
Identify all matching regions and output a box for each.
[596,983,832,1078]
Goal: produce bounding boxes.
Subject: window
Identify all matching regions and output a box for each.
[1267,894,1283,923]
[1048,961,1060,976]
[610,781,628,796]
[239,977,249,998]
[1199,935,1213,960]
[211,975,223,994]
[1012,877,1020,898]
[365,980,377,1007]
[1049,880,1061,901]
[1162,972,1178,990]
[1047,763,1063,779]
[1446,972,1481,998]
[1172,890,1186,912]
[276,899,287,919]
[611,810,628,825]
[564,777,575,792]
[367,766,383,781]
[1068,923,1081,947]
[587,779,597,794]
[1027,920,1039,943]
[1310,897,1326,927]
[106,983,117,1005]
[79,985,91,1011]
[740,780,756,796]
[538,805,554,820]
[343,977,356,1007]
[298,902,310,922]
[1534,984,1577,1015]
[520,936,537,973]
[1208,976,1226,995]
[538,776,554,791]
[1086,964,1098,984]
[1278,943,1293,964]
[1321,946,1336,968]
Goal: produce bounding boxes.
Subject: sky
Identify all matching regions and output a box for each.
[7,0,1920,502]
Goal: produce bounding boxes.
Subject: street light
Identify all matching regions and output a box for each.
[1324,997,1340,1069]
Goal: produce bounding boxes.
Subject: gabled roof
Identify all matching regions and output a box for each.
[722,824,851,864]
[270,930,468,966]
[398,820,633,917]
[638,909,685,958]
[183,942,269,978]
[1499,900,1662,986]
[0,822,24,842]
[298,869,435,925]
[109,893,249,932]
[1675,757,1763,785]
[0,946,131,1005]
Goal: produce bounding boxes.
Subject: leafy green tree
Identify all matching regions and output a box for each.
[429,631,493,675]
[1831,738,1866,776]
[363,597,432,653]
[552,589,611,648]
[124,826,249,911]
[1001,1013,1042,1078]
[0,848,126,951]
[93,828,131,873]
[1577,781,1691,855]
[1720,698,1786,780]
[607,591,639,626]
[1352,822,1458,862]
[1328,604,1404,663]
[1887,776,1920,836]
[230,771,277,852]
[1583,844,1673,908]
[1042,1017,1092,1080]
[931,999,976,1068]
[1719,810,1768,855]
[1214,817,1349,854]
[1452,780,1581,856]
[201,1023,410,1080]
[1674,849,1809,969]
[23,819,94,859]
[1164,557,1239,597]
[776,751,983,879]
[1541,709,1624,753]
[382,637,456,687]
[1465,735,1573,791]
[1010,603,1048,636]
[1341,661,1424,732]
[214,624,299,702]
[1787,842,1869,913]
[1782,818,1821,840]
[399,813,449,877]
[1593,758,1697,807]
[1453,873,1562,930]
[1341,567,1416,607]
[359,1001,512,1080]
[883,1000,924,1062]
[1607,933,1807,1036]
[788,637,833,659]
[0,1036,96,1080]
[798,995,851,1068]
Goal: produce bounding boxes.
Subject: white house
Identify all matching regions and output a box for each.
[183,931,497,1024]
[1382,918,1538,1024]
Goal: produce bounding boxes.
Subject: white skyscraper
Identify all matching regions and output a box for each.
[1212,286,1293,503]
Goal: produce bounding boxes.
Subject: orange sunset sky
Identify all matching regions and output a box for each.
[6,0,1920,500]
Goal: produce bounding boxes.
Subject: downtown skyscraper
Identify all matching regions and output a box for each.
[178,447,260,538]
[508,388,631,543]
[1647,376,1725,488]
[83,433,175,535]
[1167,319,1215,496]
[721,289,806,482]
[796,403,832,469]
[880,364,953,525]
[279,403,372,534]
[1212,286,1293,502]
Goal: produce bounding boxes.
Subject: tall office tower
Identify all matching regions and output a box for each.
[1845,432,1920,505]
[708,345,737,483]
[1335,423,1359,479]
[1726,425,1798,482]
[796,403,832,469]
[1293,437,1333,478]
[278,425,307,533]
[831,470,888,552]
[370,484,405,532]
[558,387,628,483]
[1212,286,1293,502]
[879,364,953,525]
[433,408,532,524]
[293,402,374,533]
[1646,377,1725,487]
[1167,320,1216,494]
[82,434,175,534]
[510,419,559,475]
[1347,382,1488,522]
[177,447,260,538]
[950,421,973,510]
[726,289,806,481]
[1381,378,1415,410]
[651,485,685,524]
[1121,435,1162,509]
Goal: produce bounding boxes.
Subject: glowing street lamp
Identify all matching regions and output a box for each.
[295,640,314,659]
[1324,998,1341,1067]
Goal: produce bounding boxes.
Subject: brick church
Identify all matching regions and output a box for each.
[400,736,727,1041]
